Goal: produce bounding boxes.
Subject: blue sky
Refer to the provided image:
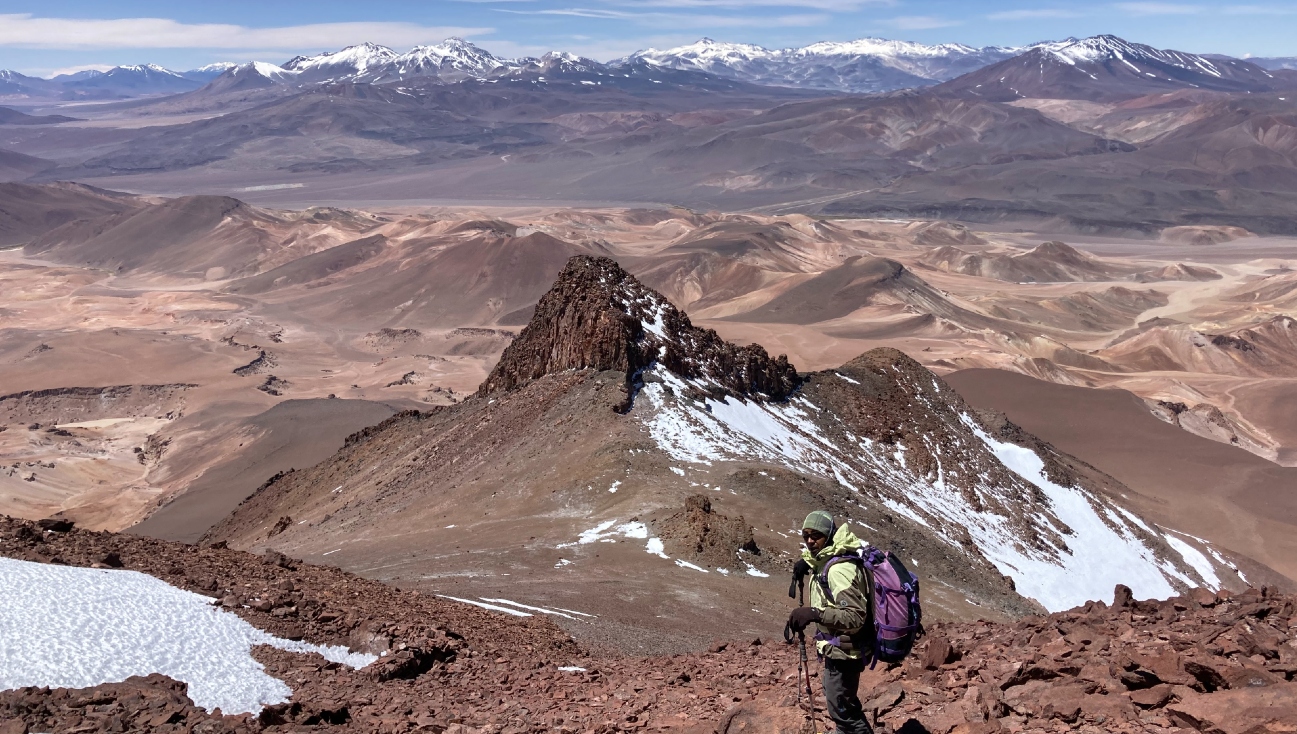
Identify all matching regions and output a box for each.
[1,1,1294,77]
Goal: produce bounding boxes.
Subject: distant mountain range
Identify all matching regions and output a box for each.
[1252,57,1297,71]
[0,63,233,102]
[937,35,1292,102]
[6,34,1292,103]
[225,37,1021,94]
[626,38,1020,93]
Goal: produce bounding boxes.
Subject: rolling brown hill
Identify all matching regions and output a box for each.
[727,255,990,326]
[0,182,139,246]
[918,240,1138,283]
[230,230,610,329]
[22,194,385,279]
[1099,316,1297,378]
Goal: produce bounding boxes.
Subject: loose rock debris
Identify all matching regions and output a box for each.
[1,516,1295,733]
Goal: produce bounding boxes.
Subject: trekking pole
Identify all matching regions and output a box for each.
[796,581,820,734]
[786,576,805,708]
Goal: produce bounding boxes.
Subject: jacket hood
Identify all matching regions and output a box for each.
[802,523,863,569]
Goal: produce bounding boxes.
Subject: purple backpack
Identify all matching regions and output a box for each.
[817,546,923,666]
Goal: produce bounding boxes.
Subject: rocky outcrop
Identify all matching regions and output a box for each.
[477,256,799,406]
[233,350,276,376]
[654,494,760,569]
[0,383,196,425]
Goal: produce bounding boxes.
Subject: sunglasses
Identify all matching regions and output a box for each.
[802,531,826,542]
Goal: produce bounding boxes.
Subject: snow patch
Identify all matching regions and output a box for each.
[0,559,375,715]
[577,520,647,544]
[646,538,669,558]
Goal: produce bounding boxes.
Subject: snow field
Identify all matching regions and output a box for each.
[0,558,375,715]
[962,420,1177,609]
[635,362,1203,612]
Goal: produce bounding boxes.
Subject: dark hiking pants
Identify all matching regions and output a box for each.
[822,656,873,734]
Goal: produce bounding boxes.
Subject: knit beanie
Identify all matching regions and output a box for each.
[802,510,835,539]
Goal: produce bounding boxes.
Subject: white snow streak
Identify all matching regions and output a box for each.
[1163,535,1221,589]
[436,595,532,617]
[479,598,582,620]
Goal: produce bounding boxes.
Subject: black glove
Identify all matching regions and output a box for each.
[793,559,811,583]
[788,559,812,599]
[787,606,821,633]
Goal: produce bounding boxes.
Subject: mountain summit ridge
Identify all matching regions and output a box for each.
[478,255,800,405]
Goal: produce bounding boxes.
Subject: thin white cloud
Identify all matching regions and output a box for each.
[1111,2,1204,15]
[603,0,895,8]
[496,7,829,27]
[0,14,494,50]
[1221,4,1297,14]
[986,9,1084,20]
[884,15,962,30]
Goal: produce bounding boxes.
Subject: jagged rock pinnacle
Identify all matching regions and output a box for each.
[477,256,799,404]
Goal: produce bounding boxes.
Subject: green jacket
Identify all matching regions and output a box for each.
[801,524,873,661]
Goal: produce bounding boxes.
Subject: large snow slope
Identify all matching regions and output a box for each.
[637,365,1226,612]
[0,558,375,714]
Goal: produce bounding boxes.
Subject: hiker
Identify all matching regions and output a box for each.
[786,510,874,734]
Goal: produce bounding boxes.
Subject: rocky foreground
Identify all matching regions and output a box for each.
[2,517,1296,734]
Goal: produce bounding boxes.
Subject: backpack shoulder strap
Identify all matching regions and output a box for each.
[816,551,865,605]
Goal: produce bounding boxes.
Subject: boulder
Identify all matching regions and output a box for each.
[717,699,811,734]
[922,636,957,670]
[1166,683,1297,734]
[1113,584,1134,609]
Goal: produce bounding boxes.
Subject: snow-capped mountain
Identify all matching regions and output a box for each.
[280,39,515,84]
[187,39,775,100]
[0,69,57,99]
[49,69,105,83]
[282,42,401,82]
[380,38,513,82]
[58,64,204,98]
[182,62,239,82]
[938,35,1287,102]
[628,37,1020,93]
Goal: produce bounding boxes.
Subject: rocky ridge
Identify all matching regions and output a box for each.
[205,255,1242,624]
[477,256,799,405]
[3,517,1297,733]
